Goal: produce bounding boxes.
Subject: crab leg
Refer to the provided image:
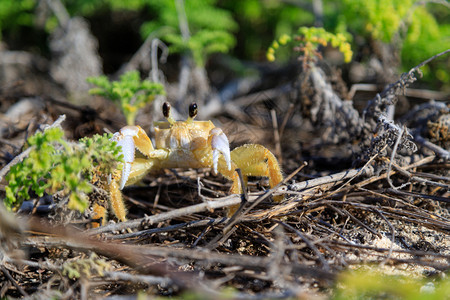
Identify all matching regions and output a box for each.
[91,202,108,227]
[230,144,284,201]
[108,179,127,223]
[208,131,283,203]
[91,179,128,228]
[231,145,283,191]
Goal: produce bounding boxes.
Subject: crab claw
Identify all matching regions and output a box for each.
[111,126,139,189]
[210,128,231,174]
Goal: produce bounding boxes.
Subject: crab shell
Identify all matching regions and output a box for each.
[153,120,224,168]
[111,121,231,190]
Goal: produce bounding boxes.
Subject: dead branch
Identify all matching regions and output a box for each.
[22,235,334,282]
[414,133,450,160]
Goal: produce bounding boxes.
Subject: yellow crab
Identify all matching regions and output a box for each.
[91,102,283,227]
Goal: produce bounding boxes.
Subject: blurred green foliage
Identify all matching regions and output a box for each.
[0,0,35,40]
[400,7,450,83]
[62,0,146,15]
[140,0,237,68]
[336,0,449,83]
[0,0,448,85]
[267,27,353,65]
[333,269,450,300]
[339,0,414,42]
[87,70,165,125]
[4,128,122,212]
[56,0,238,68]
[62,253,110,279]
[222,0,315,61]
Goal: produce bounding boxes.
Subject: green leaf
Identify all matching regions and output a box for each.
[87,70,165,125]
[68,193,89,212]
[4,128,123,213]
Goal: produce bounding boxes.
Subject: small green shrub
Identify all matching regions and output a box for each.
[267,27,353,65]
[339,0,414,43]
[87,70,165,126]
[140,0,238,68]
[338,0,449,85]
[62,253,111,279]
[4,127,122,212]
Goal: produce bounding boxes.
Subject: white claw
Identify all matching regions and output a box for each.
[210,128,231,174]
[119,161,132,190]
[111,126,139,189]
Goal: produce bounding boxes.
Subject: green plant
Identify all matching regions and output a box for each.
[339,0,414,43]
[62,0,147,16]
[223,0,315,61]
[400,6,450,84]
[337,0,449,86]
[62,253,111,279]
[267,27,353,66]
[140,0,238,68]
[0,0,35,40]
[87,70,165,126]
[333,269,450,300]
[5,127,122,212]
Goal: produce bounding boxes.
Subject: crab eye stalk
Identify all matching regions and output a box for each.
[162,102,170,118]
[162,102,175,125]
[186,102,198,123]
[189,102,198,118]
